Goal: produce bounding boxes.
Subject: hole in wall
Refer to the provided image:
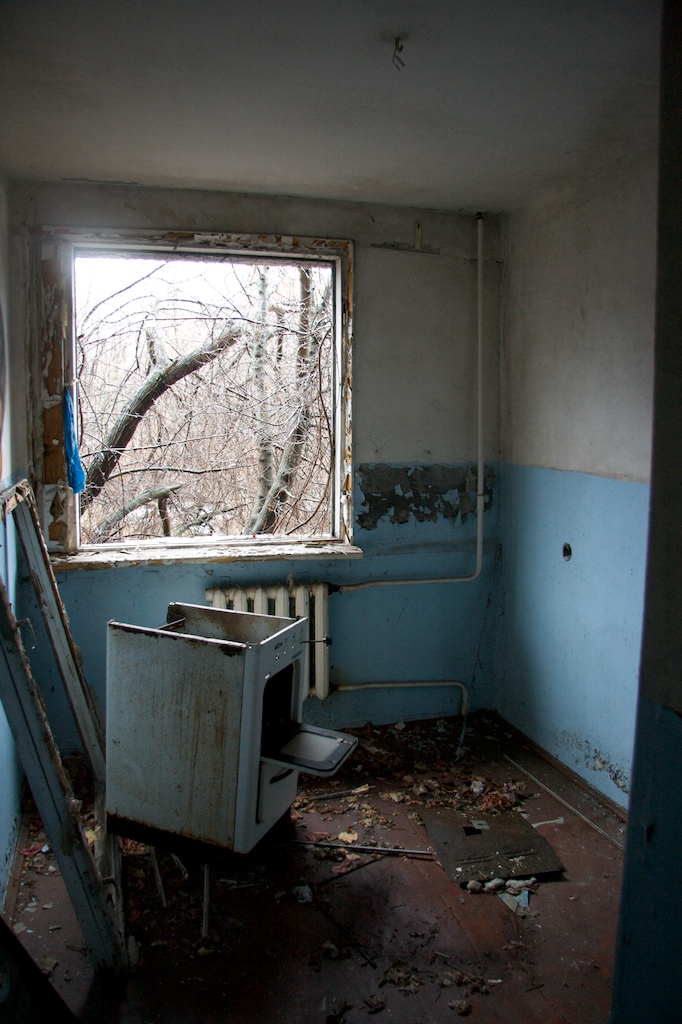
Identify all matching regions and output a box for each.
[563,543,572,561]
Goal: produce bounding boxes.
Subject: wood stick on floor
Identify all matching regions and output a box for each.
[202,863,210,940]
[148,848,167,908]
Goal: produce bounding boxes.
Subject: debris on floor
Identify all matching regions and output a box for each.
[5,713,626,1024]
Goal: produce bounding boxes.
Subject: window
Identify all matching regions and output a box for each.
[32,233,353,561]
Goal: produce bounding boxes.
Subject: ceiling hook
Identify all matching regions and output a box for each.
[393,37,405,71]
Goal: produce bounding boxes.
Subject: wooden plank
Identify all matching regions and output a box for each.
[0,578,126,973]
[8,483,106,787]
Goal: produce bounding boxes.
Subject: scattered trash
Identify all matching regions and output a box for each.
[364,992,387,1013]
[505,876,536,894]
[36,956,58,976]
[9,714,590,1019]
[449,999,472,1015]
[84,826,101,846]
[19,842,45,859]
[498,891,527,914]
[326,998,353,1024]
[442,968,489,997]
[394,721,406,731]
[481,790,515,811]
[338,828,358,844]
[380,961,423,994]
[532,817,564,828]
[127,934,140,966]
[330,853,364,876]
[381,791,405,803]
[12,921,26,934]
[292,884,314,904]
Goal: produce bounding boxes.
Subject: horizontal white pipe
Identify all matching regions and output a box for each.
[335,680,469,718]
[336,519,484,591]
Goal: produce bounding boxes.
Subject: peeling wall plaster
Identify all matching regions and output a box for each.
[557,730,630,792]
[356,463,496,531]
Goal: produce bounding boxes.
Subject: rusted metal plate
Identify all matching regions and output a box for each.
[106,624,245,848]
[419,807,563,882]
[166,601,294,645]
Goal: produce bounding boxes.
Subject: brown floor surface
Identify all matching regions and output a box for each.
[3,713,626,1023]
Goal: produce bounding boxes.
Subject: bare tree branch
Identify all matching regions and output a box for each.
[91,485,182,542]
[244,409,310,533]
[245,266,317,534]
[81,327,241,507]
[175,505,241,536]
[79,263,165,329]
[249,269,274,521]
[157,493,171,536]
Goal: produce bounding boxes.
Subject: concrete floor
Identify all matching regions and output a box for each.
[3,713,626,1023]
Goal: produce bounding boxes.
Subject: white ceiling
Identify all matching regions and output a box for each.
[0,0,661,212]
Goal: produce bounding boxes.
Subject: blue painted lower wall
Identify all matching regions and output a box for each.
[43,463,498,747]
[495,463,650,808]
[15,461,649,820]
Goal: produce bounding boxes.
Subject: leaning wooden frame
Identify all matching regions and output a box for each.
[0,480,126,973]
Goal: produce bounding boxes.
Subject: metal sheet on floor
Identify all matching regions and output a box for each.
[419,807,563,882]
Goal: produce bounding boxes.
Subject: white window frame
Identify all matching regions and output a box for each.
[30,229,358,568]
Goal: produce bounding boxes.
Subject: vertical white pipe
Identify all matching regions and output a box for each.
[338,213,486,590]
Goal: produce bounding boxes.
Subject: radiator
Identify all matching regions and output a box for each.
[205,583,330,699]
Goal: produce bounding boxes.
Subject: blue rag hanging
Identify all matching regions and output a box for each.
[62,388,86,494]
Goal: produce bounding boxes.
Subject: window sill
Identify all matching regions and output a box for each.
[51,539,364,572]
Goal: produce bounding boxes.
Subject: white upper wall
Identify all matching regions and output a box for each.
[501,148,657,482]
[9,181,501,472]
[355,243,500,464]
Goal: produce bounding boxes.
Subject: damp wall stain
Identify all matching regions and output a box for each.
[557,730,630,793]
[356,463,495,531]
